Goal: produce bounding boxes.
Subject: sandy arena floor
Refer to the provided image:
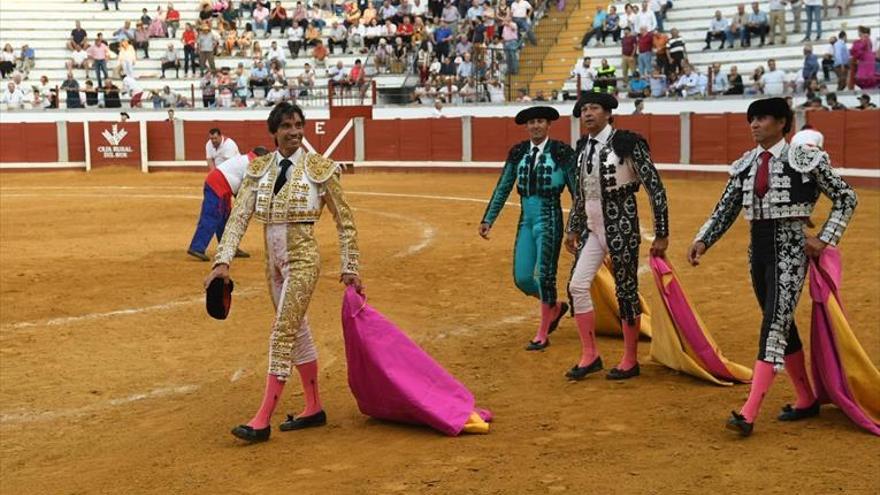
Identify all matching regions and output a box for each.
[1,169,878,494]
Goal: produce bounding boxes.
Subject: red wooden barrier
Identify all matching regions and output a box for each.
[146,122,175,161]
[364,119,463,161]
[0,123,57,162]
[843,110,879,169]
[67,122,86,162]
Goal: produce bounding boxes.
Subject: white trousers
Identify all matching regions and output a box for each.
[569,199,607,314]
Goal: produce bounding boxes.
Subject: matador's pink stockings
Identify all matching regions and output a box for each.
[247,374,285,429]
[784,350,817,408]
[740,361,777,423]
[574,311,599,366]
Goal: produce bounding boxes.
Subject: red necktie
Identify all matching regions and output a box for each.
[754,151,771,199]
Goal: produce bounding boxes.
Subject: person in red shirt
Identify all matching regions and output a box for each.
[620,27,636,81]
[397,15,414,43]
[166,4,181,38]
[349,58,370,100]
[182,23,198,77]
[269,1,291,36]
[636,26,654,80]
[311,39,328,67]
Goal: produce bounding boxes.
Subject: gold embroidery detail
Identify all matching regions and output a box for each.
[305,153,339,183]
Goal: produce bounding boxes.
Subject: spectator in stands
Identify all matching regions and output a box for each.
[704,10,732,50]
[649,68,667,97]
[729,4,748,48]
[312,39,329,68]
[746,65,765,94]
[635,27,653,78]
[166,4,181,38]
[160,85,185,107]
[269,1,291,36]
[595,58,617,93]
[744,2,768,47]
[110,20,135,54]
[665,27,686,76]
[349,58,369,99]
[763,58,786,94]
[348,18,366,52]
[329,21,349,54]
[113,39,137,78]
[201,70,217,107]
[140,8,153,29]
[35,75,56,109]
[620,27,636,81]
[767,0,786,46]
[249,59,270,96]
[602,6,621,44]
[83,80,100,107]
[466,0,483,20]
[511,0,536,45]
[198,24,219,76]
[581,5,606,47]
[850,26,877,90]
[804,95,827,110]
[501,17,520,75]
[268,60,286,86]
[298,62,316,92]
[652,28,669,75]
[134,22,151,59]
[61,72,83,108]
[441,1,461,35]
[831,31,849,91]
[627,71,649,97]
[632,98,644,114]
[67,45,91,73]
[825,92,845,110]
[87,37,110,87]
[1,81,25,109]
[161,43,180,79]
[103,0,119,11]
[800,43,819,90]
[855,93,876,109]
[17,44,34,80]
[636,1,657,34]
[0,44,16,79]
[292,2,308,28]
[380,0,398,23]
[673,64,699,97]
[305,22,322,47]
[123,73,144,107]
[724,65,744,94]
[287,21,305,57]
[457,52,473,82]
[69,21,90,51]
[803,0,822,42]
[789,0,803,35]
[102,79,121,108]
[571,57,595,94]
[267,40,287,67]
[266,80,289,104]
[434,19,453,58]
[710,62,728,94]
[149,7,168,38]
[182,23,198,77]
[253,2,270,33]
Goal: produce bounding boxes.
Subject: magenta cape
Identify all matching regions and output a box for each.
[809,248,880,436]
[648,255,753,386]
[340,287,490,436]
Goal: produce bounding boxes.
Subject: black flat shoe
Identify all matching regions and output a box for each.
[525,339,550,351]
[606,363,640,380]
[187,249,210,261]
[231,424,270,442]
[279,410,327,431]
[548,302,569,335]
[234,249,251,258]
[778,401,820,421]
[726,411,754,437]
[565,356,603,380]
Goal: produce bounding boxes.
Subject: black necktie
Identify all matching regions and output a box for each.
[585,138,598,175]
[273,158,292,195]
[529,146,540,170]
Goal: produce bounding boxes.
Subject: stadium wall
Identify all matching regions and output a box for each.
[1,110,877,185]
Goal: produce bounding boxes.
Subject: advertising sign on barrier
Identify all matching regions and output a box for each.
[88,121,142,168]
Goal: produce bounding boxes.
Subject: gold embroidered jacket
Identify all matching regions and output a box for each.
[214,151,360,274]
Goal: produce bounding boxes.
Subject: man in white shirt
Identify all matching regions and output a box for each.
[704,10,733,50]
[648,0,664,32]
[636,1,657,33]
[67,46,91,72]
[673,65,700,96]
[266,81,289,104]
[187,147,268,261]
[1,81,25,109]
[711,62,729,94]
[122,74,144,107]
[762,58,787,95]
[267,41,287,68]
[488,78,505,102]
[205,128,241,170]
[510,0,537,45]
[571,57,596,95]
[411,0,427,17]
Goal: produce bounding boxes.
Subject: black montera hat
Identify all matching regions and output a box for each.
[206,277,234,320]
[514,106,560,125]
[746,97,793,134]
[573,92,618,117]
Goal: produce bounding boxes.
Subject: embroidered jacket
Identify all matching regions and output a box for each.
[481,139,577,225]
[214,151,360,274]
[566,128,669,323]
[695,143,857,248]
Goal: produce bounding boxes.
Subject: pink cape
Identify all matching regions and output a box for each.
[341,287,491,436]
[809,248,880,436]
[648,255,752,385]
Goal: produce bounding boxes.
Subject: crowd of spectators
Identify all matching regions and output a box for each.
[565,0,877,104]
[0,0,877,109]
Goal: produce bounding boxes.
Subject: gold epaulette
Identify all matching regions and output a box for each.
[304,153,339,183]
[246,154,273,177]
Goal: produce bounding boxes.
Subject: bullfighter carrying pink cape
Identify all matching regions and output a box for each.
[341,287,492,436]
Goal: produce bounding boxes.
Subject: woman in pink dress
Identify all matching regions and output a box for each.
[149,6,168,38]
[850,26,878,89]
